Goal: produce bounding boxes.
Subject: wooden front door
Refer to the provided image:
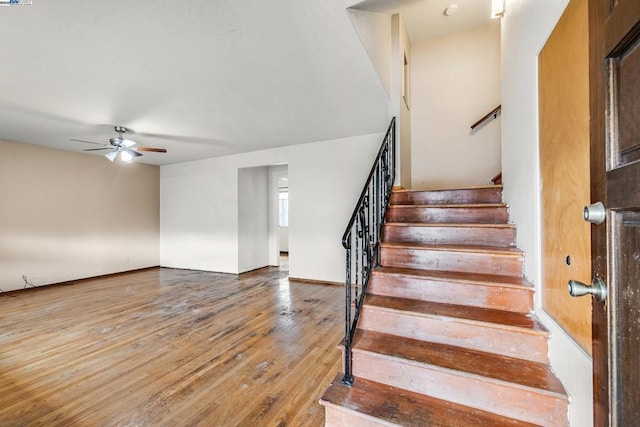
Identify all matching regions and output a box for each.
[590,0,640,424]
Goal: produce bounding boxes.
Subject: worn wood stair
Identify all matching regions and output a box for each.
[320,185,568,426]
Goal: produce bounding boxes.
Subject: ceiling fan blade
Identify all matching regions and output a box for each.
[70,138,106,146]
[124,148,143,158]
[83,148,112,151]
[136,147,167,153]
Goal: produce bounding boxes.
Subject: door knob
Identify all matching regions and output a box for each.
[568,277,607,302]
[583,202,606,224]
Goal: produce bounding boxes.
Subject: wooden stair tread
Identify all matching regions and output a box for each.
[352,330,565,395]
[389,203,507,208]
[380,242,524,256]
[373,266,534,290]
[320,373,537,427]
[384,222,516,229]
[364,295,548,335]
[393,185,503,193]
[386,204,509,225]
[382,223,517,248]
[390,190,504,206]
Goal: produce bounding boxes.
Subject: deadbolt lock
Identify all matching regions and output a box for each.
[583,202,606,224]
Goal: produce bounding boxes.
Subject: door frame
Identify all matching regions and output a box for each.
[588,1,608,424]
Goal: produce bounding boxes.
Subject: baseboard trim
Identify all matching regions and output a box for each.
[3,266,161,296]
[289,276,342,287]
[5,268,344,295]
[239,265,273,274]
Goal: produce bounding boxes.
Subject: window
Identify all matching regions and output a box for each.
[279,189,288,227]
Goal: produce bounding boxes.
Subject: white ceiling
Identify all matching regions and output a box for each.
[0,0,389,165]
[350,0,494,43]
[0,0,492,165]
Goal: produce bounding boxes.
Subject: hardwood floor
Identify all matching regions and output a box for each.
[0,260,343,426]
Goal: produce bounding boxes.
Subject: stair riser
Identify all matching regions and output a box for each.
[352,351,567,426]
[358,307,548,363]
[368,274,533,313]
[324,406,389,427]
[390,188,503,205]
[382,225,516,247]
[386,207,508,224]
[380,247,523,277]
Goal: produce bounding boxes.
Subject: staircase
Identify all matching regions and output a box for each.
[320,185,568,426]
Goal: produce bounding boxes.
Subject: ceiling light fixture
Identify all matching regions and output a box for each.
[72,126,167,163]
[120,150,135,163]
[491,0,505,18]
[444,4,458,16]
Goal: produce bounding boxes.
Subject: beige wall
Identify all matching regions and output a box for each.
[410,22,501,189]
[0,140,160,292]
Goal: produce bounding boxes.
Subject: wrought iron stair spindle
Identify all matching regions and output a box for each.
[341,118,396,387]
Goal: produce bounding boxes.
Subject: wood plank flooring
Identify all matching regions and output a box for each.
[0,260,343,426]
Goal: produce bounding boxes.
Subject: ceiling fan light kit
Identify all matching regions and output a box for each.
[105,151,118,162]
[71,126,167,163]
[106,147,141,163]
[119,151,133,163]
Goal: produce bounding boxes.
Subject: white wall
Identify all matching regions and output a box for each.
[161,161,238,272]
[348,9,392,99]
[0,139,160,292]
[501,1,592,425]
[391,13,412,188]
[161,133,383,281]
[279,227,289,253]
[346,10,407,188]
[238,166,270,273]
[411,23,501,189]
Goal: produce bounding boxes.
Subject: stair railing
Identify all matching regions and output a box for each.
[470,105,501,130]
[341,117,396,387]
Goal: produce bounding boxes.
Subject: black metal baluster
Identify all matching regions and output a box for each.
[375,159,381,267]
[342,231,353,386]
[340,118,396,388]
[355,218,360,310]
[360,203,364,282]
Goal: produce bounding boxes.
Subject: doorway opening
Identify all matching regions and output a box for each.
[278,176,289,256]
[269,165,288,267]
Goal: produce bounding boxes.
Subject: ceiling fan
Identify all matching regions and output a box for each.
[71,126,167,163]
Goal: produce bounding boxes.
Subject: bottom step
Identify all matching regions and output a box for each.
[320,373,536,427]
